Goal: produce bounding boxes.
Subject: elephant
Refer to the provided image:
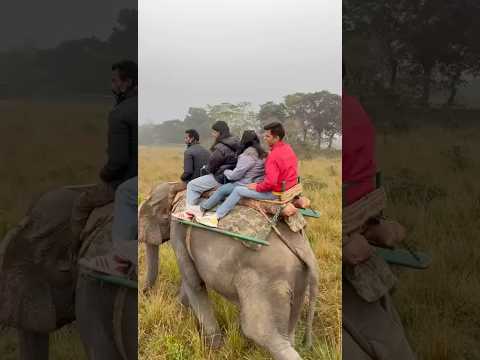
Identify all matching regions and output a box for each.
[0,186,137,360]
[141,182,320,360]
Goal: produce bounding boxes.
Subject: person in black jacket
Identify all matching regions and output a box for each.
[181,129,210,183]
[70,60,138,258]
[176,121,240,219]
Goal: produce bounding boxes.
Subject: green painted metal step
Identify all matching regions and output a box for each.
[375,247,432,269]
[300,208,320,218]
[176,218,270,246]
[83,272,138,289]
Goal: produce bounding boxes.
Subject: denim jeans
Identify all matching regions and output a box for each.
[200,182,239,211]
[216,186,277,219]
[186,174,220,206]
[111,176,138,243]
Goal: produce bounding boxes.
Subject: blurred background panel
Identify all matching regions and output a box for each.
[0,1,137,359]
[343,0,480,358]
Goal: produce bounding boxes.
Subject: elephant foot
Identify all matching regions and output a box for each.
[176,292,190,308]
[205,332,224,350]
[175,282,190,308]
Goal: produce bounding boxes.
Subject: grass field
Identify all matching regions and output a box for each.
[0,99,110,359]
[377,126,480,359]
[138,146,342,360]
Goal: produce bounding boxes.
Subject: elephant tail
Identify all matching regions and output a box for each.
[304,259,319,348]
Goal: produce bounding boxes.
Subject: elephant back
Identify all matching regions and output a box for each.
[0,188,80,332]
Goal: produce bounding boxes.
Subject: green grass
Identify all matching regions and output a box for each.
[139,146,341,359]
[377,126,480,359]
[0,99,109,358]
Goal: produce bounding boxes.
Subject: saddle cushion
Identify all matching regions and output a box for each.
[173,194,273,241]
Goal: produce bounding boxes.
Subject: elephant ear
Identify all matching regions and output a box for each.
[79,203,114,259]
[138,200,163,245]
[138,182,175,245]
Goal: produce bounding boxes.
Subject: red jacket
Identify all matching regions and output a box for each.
[342,90,376,205]
[256,141,298,192]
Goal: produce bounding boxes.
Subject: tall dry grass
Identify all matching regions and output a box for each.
[0,99,111,359]
[377,126,480,359]
[139,146,341,360]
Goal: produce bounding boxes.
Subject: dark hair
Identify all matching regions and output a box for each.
[211,121,230,138]
[185,129,200,142]
[263,122,285,140]
[240,130,267,159]
[112,60,138,85]
[210,121,231,151]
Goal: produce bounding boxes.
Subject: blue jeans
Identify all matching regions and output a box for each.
[111,176,138,243]
[216,186,277,219]
[200,183,239,211]
[186,174,220,206]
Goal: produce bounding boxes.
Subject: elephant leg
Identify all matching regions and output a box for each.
[288,278,308,345]
[143,243,159,292]
[182,282,222,348]
[170,221,203,289]
[18,330,49,360]
[177,281,190,308]
[76,275,123,360]
[237,273,301,360]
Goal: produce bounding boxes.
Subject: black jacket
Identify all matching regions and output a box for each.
[208,136,240,183]
[100,89,138,188]
[181,143,210,182]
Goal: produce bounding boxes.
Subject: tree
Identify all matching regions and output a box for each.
[156,119,185,144]
[284,92,341,146]
[207,102,259,136]
[310,92,341,149]
[258,101,287,126]
[108,8,138,61]
[184,107,212,142]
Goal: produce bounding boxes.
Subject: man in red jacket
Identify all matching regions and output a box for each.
[342,88,377,265]
[343,90,376,206]
[198,122,298,227]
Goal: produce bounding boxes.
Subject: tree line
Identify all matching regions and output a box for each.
[139,91,341,150]
[343,0,480,108]
[0,9,137,98]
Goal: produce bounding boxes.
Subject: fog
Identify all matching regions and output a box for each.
[139,0,341,123]
[1,0,135,50]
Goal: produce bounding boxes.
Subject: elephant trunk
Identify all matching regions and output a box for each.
[144,243,159,291]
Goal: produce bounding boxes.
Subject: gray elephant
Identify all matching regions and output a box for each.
[140,182,320,360]
[0,187,137,360]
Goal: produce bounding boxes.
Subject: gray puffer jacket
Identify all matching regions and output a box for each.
[224,146,265,185]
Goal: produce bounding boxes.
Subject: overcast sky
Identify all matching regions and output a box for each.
[139,0,341,124]
[1,0,135,51]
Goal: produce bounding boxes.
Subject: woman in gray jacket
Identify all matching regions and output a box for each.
[199,130,267,215]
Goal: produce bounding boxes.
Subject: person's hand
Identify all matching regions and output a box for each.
[246,183,257,191]
[343,233,373,266]
[114,255,132,274]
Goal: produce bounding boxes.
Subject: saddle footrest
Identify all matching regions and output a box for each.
[81,271,138,289]
[375,247,432,269]
[175,218,270,246]
[272,183,303,202]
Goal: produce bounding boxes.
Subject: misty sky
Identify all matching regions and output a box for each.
[0,0,136,51]
[139,0,341,123]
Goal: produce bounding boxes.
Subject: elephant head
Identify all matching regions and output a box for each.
[0,188,80,333]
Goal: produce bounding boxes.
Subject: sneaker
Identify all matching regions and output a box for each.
[185,205,204,219]
[197,214,219,228]
[78,254,133,278]
[172,211,193,220]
